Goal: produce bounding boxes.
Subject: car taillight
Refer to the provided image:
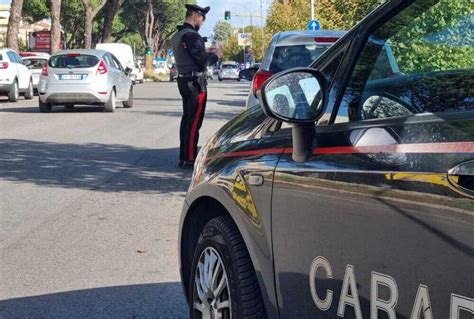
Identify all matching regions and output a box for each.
[0,62,8,69]
[97,60,107,75]
[252,70,273,97]
[41,64,48,76]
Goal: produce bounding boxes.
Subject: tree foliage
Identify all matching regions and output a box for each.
[213,20,233,42]
[266,0,381,36]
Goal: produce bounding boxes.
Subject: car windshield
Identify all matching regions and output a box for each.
[223,64,238,69]
[49,54,99,68]
[23,58,48,69]
[269,44,334,73]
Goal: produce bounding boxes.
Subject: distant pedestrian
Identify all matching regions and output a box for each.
[171,4,223,169]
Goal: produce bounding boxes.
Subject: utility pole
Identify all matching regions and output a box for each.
[311,0,315,20]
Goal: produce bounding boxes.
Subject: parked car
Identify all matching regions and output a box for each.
[169,63,178,82]
[206,65,214,80]
[22,54,49,91]
[95,43,139,83]
[131,61,144,84]
[179,0,474,317]
[0,48,34,102]
[218,61,240,81]
[38,49,133,113]
[240,30,347,109]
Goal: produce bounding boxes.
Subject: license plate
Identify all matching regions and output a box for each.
[59,74,85,80]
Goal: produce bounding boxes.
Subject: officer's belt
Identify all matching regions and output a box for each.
[178,72,203,78]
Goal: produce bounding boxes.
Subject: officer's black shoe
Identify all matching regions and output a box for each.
[182,161,195,170]
[178,160,184,168]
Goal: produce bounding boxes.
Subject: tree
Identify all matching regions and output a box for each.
[22,0,49,22]
[266,0,381,36]
[213,20,233,42]
[82,0,108,48]
[6,0,24,51]
[50,0,62,54]
[100,0,125,43]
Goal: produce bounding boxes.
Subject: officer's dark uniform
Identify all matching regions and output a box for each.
[171,4,218,168]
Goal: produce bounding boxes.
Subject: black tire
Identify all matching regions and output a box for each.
[123,86,133,108]
[218,77,223,82]
[237,78,241,82]
[189,216,267,319]
[24,79,34,100]
[39,99,52,113]
[104,89,116,112]
[64,105,74,110]
[8,80,19,102]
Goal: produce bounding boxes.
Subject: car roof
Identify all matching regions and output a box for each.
[273,30,348,46]
[0,48,14,53]
[51,49,108,57]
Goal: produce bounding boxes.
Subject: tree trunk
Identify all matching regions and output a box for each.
[6,0,24,51]
[82,0,107,49]
[101,0,125,43]
[50,0,62,54]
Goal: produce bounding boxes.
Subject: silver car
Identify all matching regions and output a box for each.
[22,55,49,91]
[38,49,133,113]
[240,30,347,109]
[218,62,240,81]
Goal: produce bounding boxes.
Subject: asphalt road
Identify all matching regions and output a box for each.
[0,79,250,318]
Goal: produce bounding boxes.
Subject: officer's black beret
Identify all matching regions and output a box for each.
[185,4,210,17]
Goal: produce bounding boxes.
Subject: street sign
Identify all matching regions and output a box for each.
[167,49,173,56]
[307,19,321,31]
[237,33,252,46]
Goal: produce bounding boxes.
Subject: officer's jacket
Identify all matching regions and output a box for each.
[171,23,218,74]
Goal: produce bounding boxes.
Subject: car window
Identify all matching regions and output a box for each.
[103,54,114,68]
[23,58,47,69]
[7,51,17,63]
[335,0,473,123]
[111,55,123,70]
[269,44,331,73]
[49,54,100,68]
[222,64,238,69]
[0,54,2,61]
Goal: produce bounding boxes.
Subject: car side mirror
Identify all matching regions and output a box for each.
[239,67,258,81]
[258,68,326,162]
[125,67,132,75]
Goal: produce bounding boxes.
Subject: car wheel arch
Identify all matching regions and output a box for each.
[180,191,278,318]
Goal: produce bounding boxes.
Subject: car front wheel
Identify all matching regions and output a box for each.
[123,86,133,108]
[189,216,266,319]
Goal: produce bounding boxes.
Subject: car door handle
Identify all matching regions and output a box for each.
[447,160,474,197]
[247,174,264,186]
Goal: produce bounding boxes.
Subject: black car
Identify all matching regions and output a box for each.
[179,0,473,318]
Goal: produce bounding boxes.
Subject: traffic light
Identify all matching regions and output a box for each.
[224,11,231,20]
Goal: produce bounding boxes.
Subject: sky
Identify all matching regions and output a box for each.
[197,0,271,38]
[0,0,10,4]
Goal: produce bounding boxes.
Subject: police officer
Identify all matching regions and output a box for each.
[171,4,222,169]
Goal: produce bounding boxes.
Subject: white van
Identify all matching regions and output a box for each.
[95,43,140,83]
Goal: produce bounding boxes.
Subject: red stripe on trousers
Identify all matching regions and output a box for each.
[189,92,206,161]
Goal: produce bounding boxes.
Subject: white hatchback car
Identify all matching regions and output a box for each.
[0,48,34,102]
[38,49,133,113]
[218,62,240,81]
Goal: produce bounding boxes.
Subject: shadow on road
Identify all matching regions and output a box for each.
[0,282,188,318]
[141,110,239,121]
[0,140,191,194]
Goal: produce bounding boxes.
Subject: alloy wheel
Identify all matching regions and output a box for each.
[193,247,231,319]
